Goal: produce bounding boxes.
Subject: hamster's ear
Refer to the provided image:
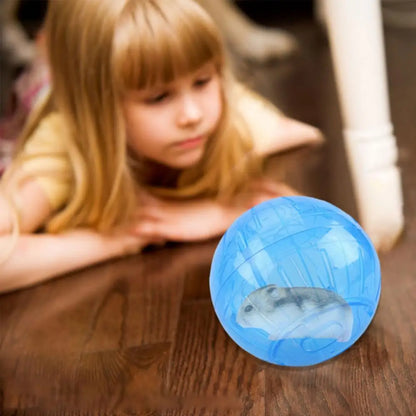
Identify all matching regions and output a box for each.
[266,286,280,298]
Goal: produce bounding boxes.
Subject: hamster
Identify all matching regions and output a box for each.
[236,284,353,342]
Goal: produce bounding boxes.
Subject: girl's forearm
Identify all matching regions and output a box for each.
[0,230,143,293]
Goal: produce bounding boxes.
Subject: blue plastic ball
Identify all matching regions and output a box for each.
[209,196,381,366]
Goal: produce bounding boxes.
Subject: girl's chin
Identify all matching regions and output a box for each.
[164,151,205,169]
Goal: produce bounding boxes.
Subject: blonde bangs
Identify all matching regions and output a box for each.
[113,0,224,92]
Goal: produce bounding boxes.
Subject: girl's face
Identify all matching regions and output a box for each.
[122,62,223,169]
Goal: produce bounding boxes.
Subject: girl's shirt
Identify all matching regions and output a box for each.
[19,112,71,211]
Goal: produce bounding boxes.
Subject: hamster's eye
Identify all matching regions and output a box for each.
[244,305,254,313]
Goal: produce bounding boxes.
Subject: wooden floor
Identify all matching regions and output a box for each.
[1,6,416,416]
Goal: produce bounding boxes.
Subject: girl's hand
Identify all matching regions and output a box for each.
[133,178,299,242]
[88,229,147,257]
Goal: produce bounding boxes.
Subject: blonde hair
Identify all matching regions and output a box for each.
[8,0,260,233]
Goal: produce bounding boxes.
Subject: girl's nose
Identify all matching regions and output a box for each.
[177,94,202,127]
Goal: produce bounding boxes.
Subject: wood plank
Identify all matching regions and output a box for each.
[163,300,266,415]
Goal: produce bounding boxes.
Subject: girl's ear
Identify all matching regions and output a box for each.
[233,82,324,157]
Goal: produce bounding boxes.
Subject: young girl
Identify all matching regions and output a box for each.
[0,0,322,293]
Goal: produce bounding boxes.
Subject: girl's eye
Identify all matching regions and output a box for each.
[145,91,169,104]
[194,76,212,88]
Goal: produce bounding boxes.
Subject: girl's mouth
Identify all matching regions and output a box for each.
[175,135,205,149]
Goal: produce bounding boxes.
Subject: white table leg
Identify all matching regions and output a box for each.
[322,0,404,251]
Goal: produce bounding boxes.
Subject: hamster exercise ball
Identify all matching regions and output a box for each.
[209,196,381,366]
